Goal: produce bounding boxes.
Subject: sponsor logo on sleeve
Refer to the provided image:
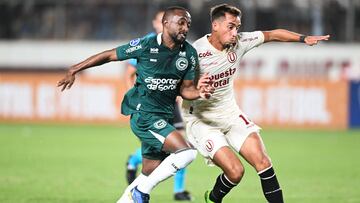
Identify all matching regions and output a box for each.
[241,36,259,42]
[126,45,142,54]
[190,55,196,70]
[129,38,140,46]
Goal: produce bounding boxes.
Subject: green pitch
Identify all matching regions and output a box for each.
[0,123,359,203]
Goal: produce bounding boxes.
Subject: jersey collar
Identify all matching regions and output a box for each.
[205,34,237,53]
[157,33,184,49]
[157,33,162,45]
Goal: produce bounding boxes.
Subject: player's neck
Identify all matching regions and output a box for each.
[162,33,179,50]
[208,34,225,51]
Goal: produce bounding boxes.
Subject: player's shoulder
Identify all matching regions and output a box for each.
[182,40,198,57]
[237,31,264,43]
[192,35,210,50]
[127,33,156,47]
[140,33,157,45]
[180,41,198,70]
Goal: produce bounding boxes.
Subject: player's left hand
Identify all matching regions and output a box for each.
[57,71,75,91]
[305,35,330,46]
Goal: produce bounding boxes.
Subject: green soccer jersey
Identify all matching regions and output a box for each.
[116,33,198,117]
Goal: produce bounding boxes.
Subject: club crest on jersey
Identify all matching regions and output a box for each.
[154,119,167,129]
[227,51,237,63]
[205,139,214,152]
[176,57,188,71]
[129,38,140,46]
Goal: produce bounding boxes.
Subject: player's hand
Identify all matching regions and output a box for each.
[197,72,212,89]
[198,73,215,99]
[199,85,215,99]
[305,35,330,46]
[57,71,76,91]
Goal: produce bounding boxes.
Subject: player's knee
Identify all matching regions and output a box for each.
[174,148,197,168]
[255,155,272,172]
[188,148,198,160]
[141,165,157,176]
[226,164,244,183]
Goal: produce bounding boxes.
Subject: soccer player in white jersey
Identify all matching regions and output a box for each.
[181,4,330,203]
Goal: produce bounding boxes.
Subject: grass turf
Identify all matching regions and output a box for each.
[0,123,359,203]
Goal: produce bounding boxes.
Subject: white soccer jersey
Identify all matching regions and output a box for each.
[182,31,264,120]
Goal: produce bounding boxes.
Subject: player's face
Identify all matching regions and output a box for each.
[166,11,191,44]
[213,13,241,47]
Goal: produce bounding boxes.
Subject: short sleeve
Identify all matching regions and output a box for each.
[239,31,264,54]
[116,38,145,61]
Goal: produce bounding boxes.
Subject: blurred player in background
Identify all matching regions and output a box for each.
[125,10,193,201]
[181,4,330,203]
[58,6,214,203]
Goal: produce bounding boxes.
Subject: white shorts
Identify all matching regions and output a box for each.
[185,111,261,163]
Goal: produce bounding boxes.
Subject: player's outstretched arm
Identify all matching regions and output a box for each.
[180,74,214,100]
[57,49,118,91]
[262,29,330,46]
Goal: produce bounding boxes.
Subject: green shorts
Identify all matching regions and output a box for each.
[130,112,176,160]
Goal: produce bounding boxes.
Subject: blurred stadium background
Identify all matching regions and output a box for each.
[1,0,360,202]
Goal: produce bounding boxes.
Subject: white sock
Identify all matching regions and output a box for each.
[117,173,147,203]
[137,148,197,194]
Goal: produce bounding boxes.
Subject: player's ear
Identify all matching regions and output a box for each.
[162,19,169,27]
[163,19,167,24]
[212,21,219,32]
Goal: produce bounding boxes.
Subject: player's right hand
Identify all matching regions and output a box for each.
[197,73,212,89]
[198,73,215,99]
[305,35,330,46]
[199,85,215,99]
[57,71,75,91]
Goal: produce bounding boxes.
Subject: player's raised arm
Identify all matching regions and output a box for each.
[180,73,214,100]
[262,29,330,46]
[57,48,118,91]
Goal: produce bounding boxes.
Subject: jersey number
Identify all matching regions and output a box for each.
[239,114,250,125]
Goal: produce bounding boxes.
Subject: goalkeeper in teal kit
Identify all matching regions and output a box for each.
[57,6,214,203]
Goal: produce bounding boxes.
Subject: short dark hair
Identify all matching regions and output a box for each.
[162,6,188,23]
[210,4,241,22]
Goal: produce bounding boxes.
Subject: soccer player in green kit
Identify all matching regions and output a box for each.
[57,6,214,203]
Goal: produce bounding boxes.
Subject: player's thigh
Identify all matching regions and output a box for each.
[239,132,272,172]
[163,130,190,153]
[186,119,228,160]
[130,112,175,160]
[226,112,261,153]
